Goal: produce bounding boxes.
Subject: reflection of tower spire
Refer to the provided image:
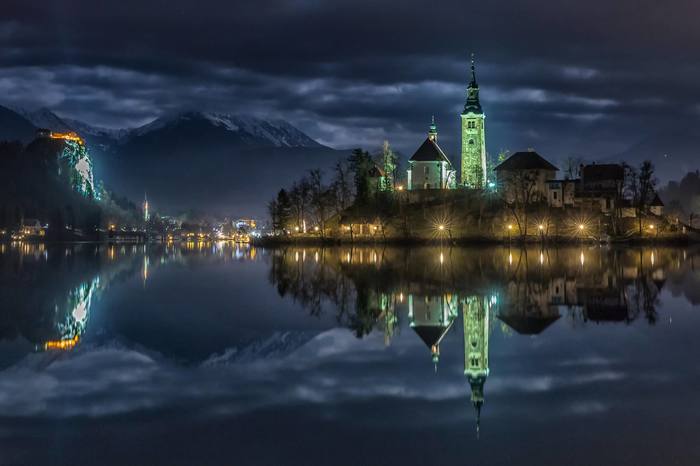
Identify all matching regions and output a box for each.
[463,295,490,438]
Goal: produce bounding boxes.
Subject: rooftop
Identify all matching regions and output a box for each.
[582,163,625,182]
[409,137,451,164]
[494,151,558,172]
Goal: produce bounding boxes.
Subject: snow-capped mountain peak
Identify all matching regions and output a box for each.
[131,111,322,148]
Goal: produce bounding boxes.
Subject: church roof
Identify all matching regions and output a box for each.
[409,138,451,164]
[412,323,452,348]
[462,54,483,115]
[494,151,559,172]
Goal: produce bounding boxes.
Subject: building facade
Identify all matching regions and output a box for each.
[494,151,558,204]
[461,55,487,189]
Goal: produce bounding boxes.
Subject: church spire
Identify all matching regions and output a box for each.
[428,115,438,142]
[463,53,482,115]
[470,53,477,88]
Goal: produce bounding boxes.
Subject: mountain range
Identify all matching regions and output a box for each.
[0,105,347,217]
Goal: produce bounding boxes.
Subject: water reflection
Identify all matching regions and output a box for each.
[0,241,261,354]
[267,245,694,431]
[269,246,679,336]
[2,243,700,464]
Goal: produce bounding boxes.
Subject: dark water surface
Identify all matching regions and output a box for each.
[1,242,700,465]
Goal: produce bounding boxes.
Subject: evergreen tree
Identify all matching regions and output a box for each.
[348,148,373,205]
[381,140,398,191]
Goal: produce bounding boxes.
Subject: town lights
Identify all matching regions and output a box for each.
[396,185,404,191]
[438,224,445,231]
[314,226,319,232]
[507,224,513,230]
[648,224,655,230]
[578,224,585,230]
[538,224,544,231]
[294,226,300,232]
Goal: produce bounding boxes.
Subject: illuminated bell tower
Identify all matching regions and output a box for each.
[461,54,487,189]
[463,295,490,436]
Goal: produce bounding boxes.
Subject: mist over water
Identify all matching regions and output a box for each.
[1,242,700,465]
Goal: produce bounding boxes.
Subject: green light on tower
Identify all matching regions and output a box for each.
[461,54,487,189]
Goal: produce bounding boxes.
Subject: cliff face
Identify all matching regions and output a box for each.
[0,138,102,235]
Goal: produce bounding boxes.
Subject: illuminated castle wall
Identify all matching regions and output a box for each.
[42,131,98,200]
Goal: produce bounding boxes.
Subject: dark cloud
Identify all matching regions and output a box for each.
[2,0,700,177]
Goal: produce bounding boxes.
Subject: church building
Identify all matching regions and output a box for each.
[406,55,487,191]
[406,118,457,190]
[461,55,488,189]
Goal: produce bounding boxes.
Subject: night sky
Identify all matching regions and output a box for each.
[3,0,700,171]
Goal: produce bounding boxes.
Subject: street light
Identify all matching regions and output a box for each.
[438,224,445,231]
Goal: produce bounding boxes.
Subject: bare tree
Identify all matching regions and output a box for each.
[503,170,539,237]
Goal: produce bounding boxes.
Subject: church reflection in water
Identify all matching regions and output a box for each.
[268,245,685,432]
[0,241,691,434]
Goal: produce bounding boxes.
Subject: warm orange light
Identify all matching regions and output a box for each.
[44,335,80,351]
[49,131,84,145]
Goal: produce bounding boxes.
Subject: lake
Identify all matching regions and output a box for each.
[1,242,699,465]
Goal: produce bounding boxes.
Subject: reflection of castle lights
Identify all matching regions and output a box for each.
[508,252,513,266]
[440,252,444,264]
[539,252,544,265]
[580,251,585,267]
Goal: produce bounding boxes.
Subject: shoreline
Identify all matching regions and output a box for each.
[253,235,695,247]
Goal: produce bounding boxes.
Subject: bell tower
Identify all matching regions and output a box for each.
[463,295,490,436]
[461,54,487,189]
